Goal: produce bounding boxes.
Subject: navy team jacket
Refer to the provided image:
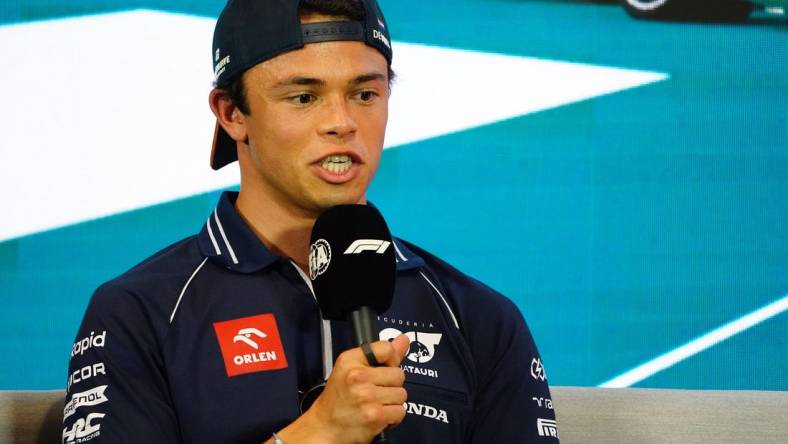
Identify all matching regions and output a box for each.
[63,191,559,443]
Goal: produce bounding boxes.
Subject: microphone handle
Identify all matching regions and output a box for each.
[350,306,378,345]
[349,306,389,444]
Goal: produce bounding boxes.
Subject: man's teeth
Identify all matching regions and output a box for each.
[321,155,353,174]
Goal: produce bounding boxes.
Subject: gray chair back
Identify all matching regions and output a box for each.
[0,390,64,444]
[552,386,788,443]
[2,387,788,443]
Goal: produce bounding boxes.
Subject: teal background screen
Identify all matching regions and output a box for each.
[1,0,786,391]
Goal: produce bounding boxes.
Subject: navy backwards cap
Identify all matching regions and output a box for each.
[210,0,393,170]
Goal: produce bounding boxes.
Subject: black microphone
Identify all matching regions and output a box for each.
[309,204,396,443]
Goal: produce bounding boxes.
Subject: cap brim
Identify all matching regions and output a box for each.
[210,120,238,170]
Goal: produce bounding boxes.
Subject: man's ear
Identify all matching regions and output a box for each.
[209,88,248,143]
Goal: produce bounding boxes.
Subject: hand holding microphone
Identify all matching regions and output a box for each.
[304,335,410,444]
[285,205,408,444]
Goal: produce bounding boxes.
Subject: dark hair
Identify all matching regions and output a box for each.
[299,0,365,21]
[215,0,394,115]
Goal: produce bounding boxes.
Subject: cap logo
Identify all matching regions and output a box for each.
[213,314,288,377]
[214,54,231,79]
[372,29,390,49]
[215,48,220,62]
[377,17,385,29]
[309,239,332,280]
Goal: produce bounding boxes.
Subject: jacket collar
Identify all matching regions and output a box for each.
[198,191,424,273]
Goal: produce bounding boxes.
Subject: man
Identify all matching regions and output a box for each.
[63,1,558,443]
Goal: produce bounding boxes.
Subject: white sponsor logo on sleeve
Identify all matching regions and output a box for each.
[67,362,106,391]
[63,385,109,419]
[530,357,547,381]
[537,418,559,438]
[532,397,554,410]
[71,331,106,358]
[63,412,104,443]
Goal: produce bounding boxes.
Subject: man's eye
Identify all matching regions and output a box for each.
[290,94,315,105]
[357,91,378,102]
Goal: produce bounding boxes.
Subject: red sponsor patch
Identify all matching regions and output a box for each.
[213,313,288,377]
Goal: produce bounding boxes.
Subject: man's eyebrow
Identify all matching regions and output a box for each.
[272,72,386,88]
[273,76,326,88]
[350,72,387,85]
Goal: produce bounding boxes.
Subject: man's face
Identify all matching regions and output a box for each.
[236,32,389,214]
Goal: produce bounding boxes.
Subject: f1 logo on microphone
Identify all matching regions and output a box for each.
[344,239,391,254]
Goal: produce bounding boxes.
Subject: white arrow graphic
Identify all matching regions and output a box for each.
[0,10,667,242]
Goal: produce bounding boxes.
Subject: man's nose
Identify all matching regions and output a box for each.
[318,96,358,139]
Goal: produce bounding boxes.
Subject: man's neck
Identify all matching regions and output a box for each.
[234,190,318,274]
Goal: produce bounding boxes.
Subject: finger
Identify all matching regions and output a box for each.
[345,365,404,389]
[351,384,407,406]
[339,335,411,369]
[362,340,398,367]
[376,386,407,405]
[380,404,407,427]
[367,335,410,367]
[383,334,411,367]
[360,341,380,367]
[360,366,406,387]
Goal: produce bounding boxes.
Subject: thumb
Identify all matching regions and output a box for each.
[390,334,411,366]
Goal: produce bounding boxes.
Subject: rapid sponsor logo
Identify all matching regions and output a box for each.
[213,314,287,377]
[63,412,104,443]
[343,239,391,254]
[537,418,559,438]
[532,397,554,410]
[64,386,109,419]
[531,357,547,381]
[71,331,106,358]
[404,402,449,424]
[67,363,106,391]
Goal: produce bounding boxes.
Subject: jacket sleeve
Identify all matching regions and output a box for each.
[465,295,559,443]
[63,283,181,443]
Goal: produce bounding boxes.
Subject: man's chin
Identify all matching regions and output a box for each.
[309,192,367,212]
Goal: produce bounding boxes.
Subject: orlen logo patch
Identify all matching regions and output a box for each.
[213,314,287,377]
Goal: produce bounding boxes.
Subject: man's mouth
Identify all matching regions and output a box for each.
[320,155,353,174]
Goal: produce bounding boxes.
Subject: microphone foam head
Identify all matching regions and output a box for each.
[309,205,396,320]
